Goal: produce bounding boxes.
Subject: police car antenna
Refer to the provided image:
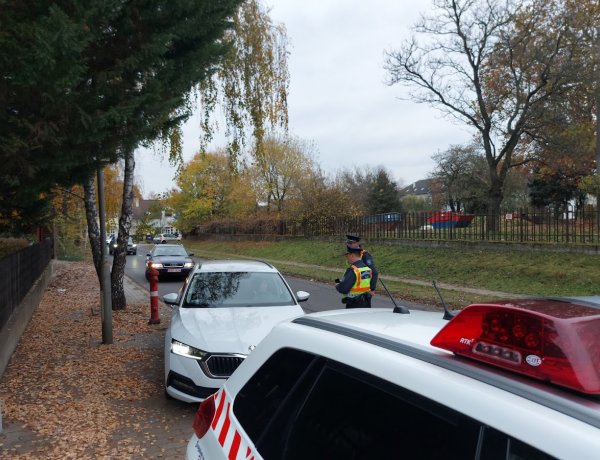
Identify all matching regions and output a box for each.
[432,280,455,320]
[380,279,409,314]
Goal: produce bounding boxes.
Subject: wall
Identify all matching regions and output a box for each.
[0,262,53,379]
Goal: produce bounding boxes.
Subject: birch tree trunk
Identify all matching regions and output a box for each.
[110,148,135,310]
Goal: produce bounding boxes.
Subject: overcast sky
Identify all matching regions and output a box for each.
[135,0,472,197]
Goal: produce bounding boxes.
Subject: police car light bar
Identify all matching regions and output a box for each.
[430,300,600,394]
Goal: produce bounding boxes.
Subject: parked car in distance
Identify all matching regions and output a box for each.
[107,236,137,255]
[162,260,309,403]
[153,232,182,244]
[145,244,194,280]
[186,298,600,460]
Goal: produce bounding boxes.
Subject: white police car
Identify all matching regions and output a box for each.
[186,297,600,459]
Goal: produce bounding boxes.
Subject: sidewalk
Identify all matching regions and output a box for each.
[0,261,196,459]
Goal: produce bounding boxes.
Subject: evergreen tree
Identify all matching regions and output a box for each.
[367,169,402,214]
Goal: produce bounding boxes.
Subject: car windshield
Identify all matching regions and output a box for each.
[152,246,188,257]
[183,271,295,308]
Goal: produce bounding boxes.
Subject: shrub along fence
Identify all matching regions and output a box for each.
[0,238,53,332]
[195,208,600,246]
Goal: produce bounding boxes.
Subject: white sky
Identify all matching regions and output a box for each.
[135,0,472,197]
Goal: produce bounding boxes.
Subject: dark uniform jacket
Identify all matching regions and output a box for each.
[360,249,378,290]
[335,260,373,308]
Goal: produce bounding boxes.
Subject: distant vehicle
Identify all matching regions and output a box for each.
[363,212,401,232]
[145,244,194,280]
[153,232,182,244]
[162,259,309,403]
[185,297,600,460]
[427,211,475,229]
[107,236,137,255]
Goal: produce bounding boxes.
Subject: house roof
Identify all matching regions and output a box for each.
[132,198,160,219]
[399,179,433,197]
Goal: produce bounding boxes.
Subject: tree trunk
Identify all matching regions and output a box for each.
[595,22,600,221]
[111,149,136,310]
[486,174,504,233]
[83,174,103,280]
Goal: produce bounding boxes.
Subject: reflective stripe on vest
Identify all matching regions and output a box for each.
[347,265,371,297]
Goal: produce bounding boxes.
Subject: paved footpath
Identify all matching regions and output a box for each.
[0,266,197,459]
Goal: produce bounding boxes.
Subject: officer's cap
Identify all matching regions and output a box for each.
[345,234,362,244]
[344,244,362,255]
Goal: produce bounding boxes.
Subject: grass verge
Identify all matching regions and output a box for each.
[184,239,599,308]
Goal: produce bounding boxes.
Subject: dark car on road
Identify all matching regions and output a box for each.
[146,244,195,280]
[108,236,137,255]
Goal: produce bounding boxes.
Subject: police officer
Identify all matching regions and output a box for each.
[346,234,378,293]
[335,244,374,308]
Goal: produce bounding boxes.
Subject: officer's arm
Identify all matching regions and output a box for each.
[335,268,356,294]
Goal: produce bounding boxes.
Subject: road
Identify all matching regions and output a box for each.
[123,243,418,313]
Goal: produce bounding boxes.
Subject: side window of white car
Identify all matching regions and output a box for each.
[234,348,556,460]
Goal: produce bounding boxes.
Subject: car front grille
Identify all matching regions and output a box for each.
[202,354,245,378]
[163,262,184,268]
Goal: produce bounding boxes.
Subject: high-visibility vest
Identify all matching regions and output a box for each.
[347,264,372,297]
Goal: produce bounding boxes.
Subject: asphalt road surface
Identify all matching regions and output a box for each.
[122,243,415,313]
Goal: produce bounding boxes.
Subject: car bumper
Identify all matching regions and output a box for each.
[165,353,226,403]
[149,267,192,278]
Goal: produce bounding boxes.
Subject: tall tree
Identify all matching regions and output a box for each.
[250,135,313,214]
[366,168,402,215]
[199,0,290,167]
[431,144,489,212]
[167,151,256,232]
[384,0,591,226]
[1,1,243,308]
[0,2,110,232]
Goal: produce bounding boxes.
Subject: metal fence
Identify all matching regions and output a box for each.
[197,208,600,245]
[0,238,53,332]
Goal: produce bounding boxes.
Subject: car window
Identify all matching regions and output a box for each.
[152,246,188,257]
[183,271,295,307]
[234,348,557,460]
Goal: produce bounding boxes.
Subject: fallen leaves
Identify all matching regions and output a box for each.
[0,260,194,459]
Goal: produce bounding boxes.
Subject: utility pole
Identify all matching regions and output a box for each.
[97,165,113,344]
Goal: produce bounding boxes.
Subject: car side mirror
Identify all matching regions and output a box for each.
[163,293,179,306]
[296,290,310,302]
[188,253,194,257]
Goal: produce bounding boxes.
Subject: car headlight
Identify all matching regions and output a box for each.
[171,339,207,360]
[149,262,163,269]
[184,262,194,268]
[132,244,137,248]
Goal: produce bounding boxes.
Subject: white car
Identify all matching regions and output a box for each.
[186,298,600,460]
[163,260,309,403]
[153,232,181,244]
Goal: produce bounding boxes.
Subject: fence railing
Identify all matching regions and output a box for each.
[0,238,53,332]
[196,208,600,245]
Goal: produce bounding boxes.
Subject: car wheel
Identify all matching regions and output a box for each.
[161,240,167,244]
